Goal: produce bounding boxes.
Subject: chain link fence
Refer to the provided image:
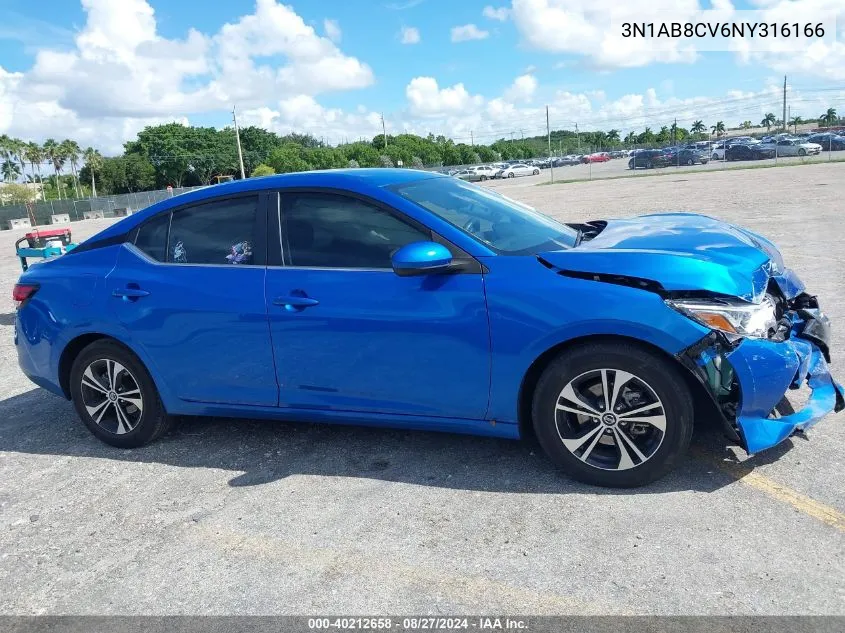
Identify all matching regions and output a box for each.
[0,186,204,229]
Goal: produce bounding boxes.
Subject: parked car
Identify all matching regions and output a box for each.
[760,138,822,157]
[15,170,843,487]
[453,169,486,182]
[498,164,540,178]
[662,148,709,166]
[553,155,581,167]
[628,149,667,169]
[582,152,611,163]
[725,143,776,161]
[471,165,499,180]
[805,133,845,151]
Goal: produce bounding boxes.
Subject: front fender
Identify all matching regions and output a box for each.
[482,257,711,423]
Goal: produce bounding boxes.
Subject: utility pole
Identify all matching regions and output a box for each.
[381,114,388,151]
[546,106,554,184]
[782,75,787,133]
[470,130,474,146]
[520,129,524,141]
[232,106,246,180]
[576,123,580,151]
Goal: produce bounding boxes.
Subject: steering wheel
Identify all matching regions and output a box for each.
[462,218,481,234]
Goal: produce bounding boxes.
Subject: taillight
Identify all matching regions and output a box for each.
[12,283,39,308]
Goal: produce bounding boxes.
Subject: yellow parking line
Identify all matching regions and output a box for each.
[699,452,845,533]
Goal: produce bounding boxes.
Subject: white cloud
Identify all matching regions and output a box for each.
[323,18,341,43]
[450,24,490,42]
[399,26,421,44]
[405,77,485,117]
[0,0,373,151]
[504,74,537,103]
[482,6,510,21]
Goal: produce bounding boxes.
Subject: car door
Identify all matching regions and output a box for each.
[264,190,490,419]
[109,193,278,406]
[777,140,797,156]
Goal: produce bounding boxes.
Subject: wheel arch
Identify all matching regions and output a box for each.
[58,333,148,400]
[516,333,720,441]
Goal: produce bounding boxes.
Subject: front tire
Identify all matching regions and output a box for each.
[70,340,173,448]
[798,148,806,156]
[507,172,515,178]
[531,341,694,487]
[533,169,540,175]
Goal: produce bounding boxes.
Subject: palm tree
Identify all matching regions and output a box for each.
[60,139,82,198]
[711,121,725,137]
[741,121,752,130]
[624,131,636,146]
[42,139,65,200]
[1,159,20,183]
[607,129,620,146]
[7,138,27,183]
[819,107,837,127]
[761,113,776,131]
[691,120,705,136]
[23,142,44,190]
[789,115,803,134]
[82,147,104,198]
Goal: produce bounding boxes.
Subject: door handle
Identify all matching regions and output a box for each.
[273,294,319,311]
[113,287,150,301]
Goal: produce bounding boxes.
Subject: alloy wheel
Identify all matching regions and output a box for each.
[554,368,666,471]
[80,358,144,435]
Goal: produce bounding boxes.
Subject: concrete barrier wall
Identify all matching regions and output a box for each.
[50,214,71,224]
[83,211,105,220]
[7,218,32,230]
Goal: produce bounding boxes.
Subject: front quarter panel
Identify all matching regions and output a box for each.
[482,256,710,424]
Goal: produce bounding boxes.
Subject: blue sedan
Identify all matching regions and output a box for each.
[13,169,844,487]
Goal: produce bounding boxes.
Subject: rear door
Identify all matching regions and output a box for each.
[108,193,278,406]
[264,190,490,419]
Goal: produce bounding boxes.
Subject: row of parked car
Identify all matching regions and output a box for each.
[445,151,636,181]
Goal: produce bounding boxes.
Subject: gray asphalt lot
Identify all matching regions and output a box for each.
[1,162,844,615]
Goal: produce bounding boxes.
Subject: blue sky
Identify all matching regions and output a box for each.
[1,0,843,152]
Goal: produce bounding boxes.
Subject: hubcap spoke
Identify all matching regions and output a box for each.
[559,382,601,416]
[618,402,662,419]
[608,370,635,412]
[113,402,133,434]
[612,426,649,471]
[561,424,603,454]
[85,398,112,424]
[622,414,667,432]
[600,369,611,412]
[82,367,108,394]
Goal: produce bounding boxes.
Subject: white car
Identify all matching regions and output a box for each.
[770,138,822,156]
[471,165,498,180]
[498,164,540,178]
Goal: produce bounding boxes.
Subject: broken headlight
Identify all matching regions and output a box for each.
[667,295,778,339]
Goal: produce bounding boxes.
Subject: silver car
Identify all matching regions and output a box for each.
[761,138,822,157]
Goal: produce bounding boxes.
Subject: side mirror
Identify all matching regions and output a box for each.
[392,241,453,277]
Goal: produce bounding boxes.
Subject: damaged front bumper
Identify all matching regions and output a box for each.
[682,306,845,454]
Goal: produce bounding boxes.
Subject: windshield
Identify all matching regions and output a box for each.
[392,176,578,254]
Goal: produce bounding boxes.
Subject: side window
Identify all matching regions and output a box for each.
[283,193,430,269]
[168,196,258,265]
[134,213,170,262]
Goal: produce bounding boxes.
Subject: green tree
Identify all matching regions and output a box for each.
[1,159,21,182]
[0,182,35,204]
[267,143,312,173]
[251,163,275,177]
[82,147,104,197]
[691,120,705,136]
[740,121,752,130]
[819,107,838,127]
[789,115,803,134]
[42,139,65,199]
[59,139,82,198]
[761,113,776,131]
[711,121,726,136]
[23,142,44,191]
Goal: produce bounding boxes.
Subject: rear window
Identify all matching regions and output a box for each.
[134,213,170,262]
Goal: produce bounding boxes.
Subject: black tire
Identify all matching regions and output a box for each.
[70,340,173,448]
[712,152,719,160]
[628,160,635,170]
[480,175,487,181]
[686,158,694,166]
[646,161,653,169]
[507,172,515,178]
[798,148,806,156]
[533,169,539,175]
[531,341,694,487]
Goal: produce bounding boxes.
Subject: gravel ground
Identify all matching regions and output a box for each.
[1,162,844,615]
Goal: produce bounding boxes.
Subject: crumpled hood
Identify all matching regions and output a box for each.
[540,213,801,302]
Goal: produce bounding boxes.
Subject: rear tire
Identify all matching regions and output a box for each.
[798,148,806,156]
[508,172,515,178]
[531,342,694,487]
[533,169,539,175]
[686,158,694,166]
[70,340,173,448]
